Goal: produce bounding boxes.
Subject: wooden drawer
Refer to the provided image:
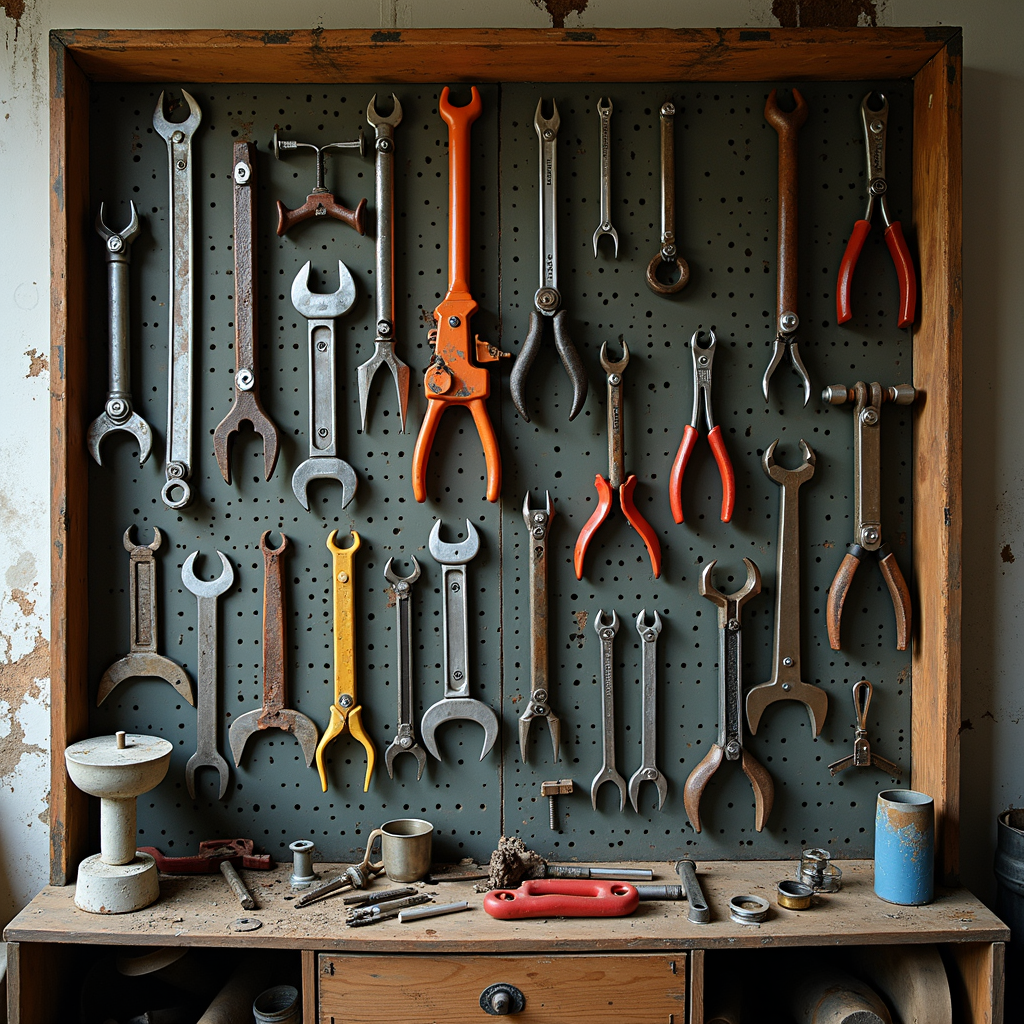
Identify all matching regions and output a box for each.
[318,953,686,1024]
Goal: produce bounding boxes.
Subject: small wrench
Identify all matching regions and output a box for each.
[153,90,202,509]
[290,260,359,511]
[181,550,235,800]
[628,610,667,812]
[88,202,153,466]
[590,610,626,811]
[646,102,689,295]
[593,98,619,257]
[383,556,427,780]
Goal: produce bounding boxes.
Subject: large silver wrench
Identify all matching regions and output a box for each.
[358,94,410,433]
[290,260,358,511]
[628,610,667,812]
[746,439,827,735]
[535,97,561,319]
[88,202,153,466]
[383,556,427,779]
[590,610,626,811]
[153,90,202,509]
[421,520,499,761]
[181,550,234,800]
[593,98,619,257]
[646,102,689,295]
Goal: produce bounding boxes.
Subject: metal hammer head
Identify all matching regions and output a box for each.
[428,519,480,565]
[420,697,500,762]
[181,550,235,599]
[290,260,357,321]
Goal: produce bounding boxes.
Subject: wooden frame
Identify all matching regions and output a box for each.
[49,27,963,885]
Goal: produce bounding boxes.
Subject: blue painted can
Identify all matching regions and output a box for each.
[874,789,935,905]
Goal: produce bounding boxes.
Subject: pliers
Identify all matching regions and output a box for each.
[836,93,917,329]
[669,329,735,525]
[509,99,588,423]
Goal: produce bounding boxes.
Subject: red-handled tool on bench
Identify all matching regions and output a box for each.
[138,838,272,874]
[484,878,639,920]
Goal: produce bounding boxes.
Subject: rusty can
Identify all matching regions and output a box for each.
[874,788,934,905]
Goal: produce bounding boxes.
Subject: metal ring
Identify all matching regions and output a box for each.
[776,880,814,910]
[645,251,690,294]
[728,894,770,924]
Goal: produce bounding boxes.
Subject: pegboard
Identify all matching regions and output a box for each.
[86,80,914,867]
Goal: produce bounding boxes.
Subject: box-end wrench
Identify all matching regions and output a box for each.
[153,90,202,510]
[229,533,319,767]
[97,527,193,706]
[593,98,619,258]
[88,202,153,467]
[628,610,668,812]
[383,556,427,780]
[290,260,358,512]
[358,94,410,433]
[182,550,235,800]
[646,102,689,295]
[746,439,828,736]
[421,520,499,762]
[590,610,626,811]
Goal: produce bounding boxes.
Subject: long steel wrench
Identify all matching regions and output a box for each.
[181,550,235,800]
[153,90,202,509]
[593,98,619,257]
[628,610,667,812]
[590,610,626,811]
[646,102,689,294]
[358,94,410,433]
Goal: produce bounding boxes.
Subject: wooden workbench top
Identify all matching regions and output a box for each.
[4,860,1008,952]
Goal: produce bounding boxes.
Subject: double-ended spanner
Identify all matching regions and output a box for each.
[646,102,690,295]
[590,610,626,811]
[593,98,619,257]
[629,610,667,812]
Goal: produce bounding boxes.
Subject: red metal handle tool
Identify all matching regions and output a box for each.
[484,878,640,919]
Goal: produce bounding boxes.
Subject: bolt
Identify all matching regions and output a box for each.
[107,236,124,253]
[541,779,573,832]
[609,373,621,386]
[727,619,740,632]
[783,657,793,667]
[661,102,675,117]
[861,408,879,426]
[340,694,353,708]
[338,572,349,584]
[782,682,791,691]
[780,312,799,333]
[870,118,884,133]
[318,427,328,438]
[176,159,187,171]
[378,139,392,152]
[451,581,461,593]
[172,131,184,143]
[543,128,555,140]
[453,670,464,681]
[317,340,328,352]
[448,316,461,328]
[862,527,880,545]
[378,320,392,337]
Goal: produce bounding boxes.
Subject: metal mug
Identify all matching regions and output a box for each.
[366,818,433,882]
[874,789,934,905]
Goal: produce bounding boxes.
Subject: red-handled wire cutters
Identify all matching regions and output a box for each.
[669,329,735,524]
[836,93,917,329]
[484,878,639,919]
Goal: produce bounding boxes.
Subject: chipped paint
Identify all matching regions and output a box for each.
[771,0,882,27]
[24,347,46,377]
[0,0,25,45]
[530,0,589,30]
[1002,544,1015,563]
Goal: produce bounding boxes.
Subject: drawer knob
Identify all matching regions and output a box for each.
[480,983,526,1016]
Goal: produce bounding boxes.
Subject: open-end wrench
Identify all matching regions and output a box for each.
[97,526,193,706]
[383,556,427,780]
[646,102,689,295]
[593,98,619,257]
[590,610,626,811]
[358,94,410,433]
[88,202,153,467]
[746,439,827,736]
[229,533,318,767]
[421,520,499,761]
[153,90,202,510]
[181,550,235,800]
[213,143,280,485]
[290,260,359,511]
[628,610,667,812]
[518,492,560,763]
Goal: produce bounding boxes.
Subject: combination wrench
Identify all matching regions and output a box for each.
[153,90,202,509]
[646,102,689,295]
[590,610,626,811]
[182,550,235,800]
[628,610,667,812]
[88,202,153,466]
[593,98,619,257]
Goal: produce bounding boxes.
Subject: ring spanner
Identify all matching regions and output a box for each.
[646,102,689,295]
[590,610,626,811]
[628,610,667,812]
[593,98,619,257]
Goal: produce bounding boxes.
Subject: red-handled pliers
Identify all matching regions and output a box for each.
[836,93,917,329]
[669,329,735,524]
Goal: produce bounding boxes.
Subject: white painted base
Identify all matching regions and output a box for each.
[73,852,160,914]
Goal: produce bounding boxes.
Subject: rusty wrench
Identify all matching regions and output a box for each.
[153,90,202,509]
[181,550,235,800]
[746,439,828,736]
[590,610,626,811]
[97,527,192,706]
[646,102,689,295]
[229,533,318,767]
[628,610,667,812]
[213,143,280,484]
[593,98,619,257]
[518,492,560,763]
[421,520,499,761]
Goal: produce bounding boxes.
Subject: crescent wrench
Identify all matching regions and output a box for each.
[628,610,667,812]
[590,610,626,811]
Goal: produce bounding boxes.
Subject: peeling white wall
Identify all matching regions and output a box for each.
[0,0,1021,930]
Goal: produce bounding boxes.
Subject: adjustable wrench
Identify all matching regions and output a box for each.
[590,610,626,811]
[646,102,689,295]
[181,550,235,800]
[421,520,499,761]
[153,90,202,509]
[628,610,667,812]
[88,202,153,466]
[358,94,410,433]
[213,143,280,484]
[229,533,319,767]
[383,556,427,780]
[518,492,560,763]
[290,260,359,511]
[593,98,619,257]
[746,439,827,735]
[97,526,192,706]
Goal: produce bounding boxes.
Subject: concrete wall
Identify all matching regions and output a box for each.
[0,0,1020,927]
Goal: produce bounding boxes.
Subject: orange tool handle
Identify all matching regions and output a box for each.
[884,221,917,328]
[669,424,698,524]
[411,397,501,504]
[836,219,871,325]
[573,475,614,580]
[878,546,912,651]
[484,878,639,919]
[438,86,482,300]
[826,549,861,650]
[708,425,735,523]
[619,476,662,578]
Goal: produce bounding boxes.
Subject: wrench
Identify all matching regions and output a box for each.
[646,102,689,295]
[518,492,560,763]
[358,94,410,433]
[181,550,235,800]
[213,142,281,485]
[96,526,193,706]
[88,202,153,467]
[229,533,319,767]
[628,610,667,812]
[590,610,626,811]
[383,556,427,780]
[153,90,202,510]
[420,520,499,761]
[290,260,359,511]
[592,98,619,257]
[746,439,828,735]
